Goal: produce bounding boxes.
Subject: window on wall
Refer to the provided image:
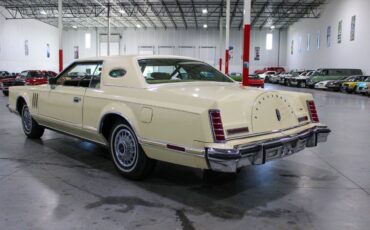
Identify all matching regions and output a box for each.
[85,33,91,49]
[317,31,321,49]
[266,33,273,50]
[307,33,311,51]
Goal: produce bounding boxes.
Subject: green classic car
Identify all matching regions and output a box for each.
[307,68,363,88]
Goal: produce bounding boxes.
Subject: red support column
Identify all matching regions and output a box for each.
[225,50,229,75]
[242,24,251,86]
[58,49,63,72]
[219,58,223,71]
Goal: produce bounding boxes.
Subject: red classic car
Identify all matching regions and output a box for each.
[1,70,57,96]
[255,66,286,74]
[0,73,17,96]
[248,75,265,88]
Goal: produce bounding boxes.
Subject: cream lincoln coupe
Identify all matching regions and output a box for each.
[7,55,330,179]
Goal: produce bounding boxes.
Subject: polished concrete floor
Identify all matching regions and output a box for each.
[0,84,370,230]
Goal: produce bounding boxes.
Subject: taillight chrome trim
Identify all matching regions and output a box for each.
[209,109,225,143]
[306,100,319,123]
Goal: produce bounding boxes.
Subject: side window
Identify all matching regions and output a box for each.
[109,69,126,78]
[56,62,102,87]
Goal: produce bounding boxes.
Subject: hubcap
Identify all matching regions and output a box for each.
[114,128,137,169]
[22,107,32,133]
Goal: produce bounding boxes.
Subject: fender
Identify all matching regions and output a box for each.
[98,102,142,138]
[14,90,32,113]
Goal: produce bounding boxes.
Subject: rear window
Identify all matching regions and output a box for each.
[138,59,233,84]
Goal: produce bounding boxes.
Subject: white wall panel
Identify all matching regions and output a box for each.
[63,28,286,73]
[0,15,58,72]
[286,0,370,74]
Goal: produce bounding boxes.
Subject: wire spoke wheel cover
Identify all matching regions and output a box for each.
[112,125,139,172]
[22,106,32,134]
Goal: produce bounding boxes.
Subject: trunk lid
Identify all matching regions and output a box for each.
[152,82,309,140]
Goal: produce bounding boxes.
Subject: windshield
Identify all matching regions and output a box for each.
[138,59,233,84]
[28,71,44,78]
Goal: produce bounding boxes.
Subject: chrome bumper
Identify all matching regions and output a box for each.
[206,126,331,173]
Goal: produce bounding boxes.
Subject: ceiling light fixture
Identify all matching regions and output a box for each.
[270,25,276,30]
[119,9,125,14]
[136,24,141,28]
[202,9,208,14]
[72,25,77,29]
[203,24,208,29]
[40,10,47,15]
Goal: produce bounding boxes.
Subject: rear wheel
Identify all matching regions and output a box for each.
[3,91,8,96]
[21,104,44,138]
[109,122,156,180]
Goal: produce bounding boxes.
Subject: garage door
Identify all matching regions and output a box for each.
[158,46,175,55]
[99,34,120,56]
[138,46,155,55]
[178,46,196,59]
[199,46,216,67]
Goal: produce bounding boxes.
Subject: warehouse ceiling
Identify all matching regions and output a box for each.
[0,0,326,29]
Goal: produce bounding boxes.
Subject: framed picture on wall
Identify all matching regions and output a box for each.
[327,26,331,47]
[337,20,342,44]
[24,40,29,56]
[254,47,260,61]
[46,43,50,58]
[74,46,79,59]
[291,40,294,55]
[350,15,356,41]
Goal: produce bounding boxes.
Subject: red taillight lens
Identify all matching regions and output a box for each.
[307,100,319,122]
[209,110,225,143]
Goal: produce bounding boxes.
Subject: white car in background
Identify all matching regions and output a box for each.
[314,81,330,90]
[258,71,276,81]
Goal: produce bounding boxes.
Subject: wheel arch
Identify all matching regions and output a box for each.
[16,95,29,114]
[98,104,141,142]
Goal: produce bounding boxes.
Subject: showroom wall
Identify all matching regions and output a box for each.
[63,28,287,73]
[286,0,370,74]
[0,13,59,72]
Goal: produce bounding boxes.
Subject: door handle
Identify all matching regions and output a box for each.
[73,97,81,103]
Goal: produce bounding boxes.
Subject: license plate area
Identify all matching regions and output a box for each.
[263,138,306,163]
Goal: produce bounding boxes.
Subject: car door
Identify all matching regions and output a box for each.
[39,62,102,127]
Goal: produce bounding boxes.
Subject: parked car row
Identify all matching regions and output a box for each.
[266,68,370,96]
[0,70,57,96]
[229,73,265,88]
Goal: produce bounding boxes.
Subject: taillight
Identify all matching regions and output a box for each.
[307,100,319,122]
[209,109,225,143]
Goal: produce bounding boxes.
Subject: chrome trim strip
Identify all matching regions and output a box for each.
[225,122,311,141]
[139,138,205,155]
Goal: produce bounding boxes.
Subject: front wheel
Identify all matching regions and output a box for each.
[109,123,156,180]
[21,104,44,138]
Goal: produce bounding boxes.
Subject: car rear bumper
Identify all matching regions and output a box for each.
[206,126,330,173]
[356,88,368,93]
[326,85,341,91]
[314,84,327,89]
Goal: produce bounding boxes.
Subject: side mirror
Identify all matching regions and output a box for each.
[48,77,57,85]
